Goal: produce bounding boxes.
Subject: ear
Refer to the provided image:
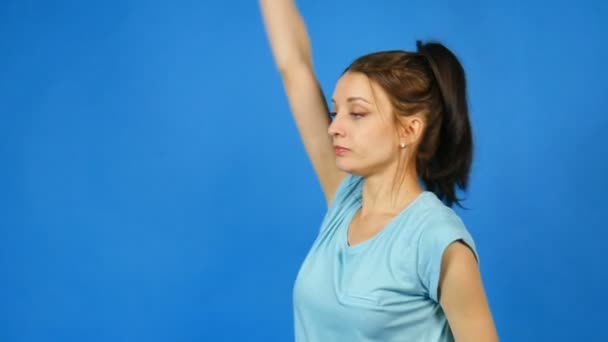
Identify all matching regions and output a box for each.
[398,114,425,146]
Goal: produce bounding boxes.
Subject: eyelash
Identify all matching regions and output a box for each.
[329,112,366,119]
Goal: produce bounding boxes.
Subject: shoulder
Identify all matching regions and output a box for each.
[317,173,364,235]
[328,173,364,208]
[413,193,477,261]
[412,193,479,301]
[415,193,468,235]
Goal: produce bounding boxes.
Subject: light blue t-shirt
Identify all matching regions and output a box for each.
[293,173,478,342]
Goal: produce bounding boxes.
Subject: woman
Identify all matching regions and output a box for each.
[259,1,499,341]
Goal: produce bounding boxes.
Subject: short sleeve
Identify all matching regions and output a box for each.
[318,173,363,234]
[416,212,478,303]
[327,173,362,210]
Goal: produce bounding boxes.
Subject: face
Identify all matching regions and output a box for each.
[329,71,402,176]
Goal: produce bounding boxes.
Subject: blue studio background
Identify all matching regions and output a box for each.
[1,0,606,341]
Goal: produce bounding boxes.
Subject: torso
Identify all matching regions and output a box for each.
[294,174,473,341]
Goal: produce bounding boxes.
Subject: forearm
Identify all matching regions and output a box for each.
[259,0,313,72]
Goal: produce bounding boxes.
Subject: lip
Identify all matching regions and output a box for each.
[334,145,350,156]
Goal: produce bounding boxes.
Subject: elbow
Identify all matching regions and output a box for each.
[274,53,313,75]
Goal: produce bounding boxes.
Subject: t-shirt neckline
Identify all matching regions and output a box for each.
[343,191,430,253]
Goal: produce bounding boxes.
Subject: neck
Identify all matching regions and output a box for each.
[358,167,424,218]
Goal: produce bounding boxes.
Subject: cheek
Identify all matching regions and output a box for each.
[359,131,396,159]
[371,124,397,145]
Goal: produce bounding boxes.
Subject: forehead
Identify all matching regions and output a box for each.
[332,71,393,117]
[332,71,374,100]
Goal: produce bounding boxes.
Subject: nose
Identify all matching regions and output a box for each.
[328,112,345,137]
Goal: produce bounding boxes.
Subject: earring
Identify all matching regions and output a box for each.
[400,143,406,149]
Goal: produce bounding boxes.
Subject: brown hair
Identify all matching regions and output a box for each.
[343,40,473,208]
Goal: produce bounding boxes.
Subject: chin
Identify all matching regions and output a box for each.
[335,162,351,173]
[335,160,359,175]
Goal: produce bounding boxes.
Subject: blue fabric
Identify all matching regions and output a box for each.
[293,173,478,341]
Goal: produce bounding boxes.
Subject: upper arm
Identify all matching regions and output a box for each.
[439,242,499,342]
[259,0,347,207]
[281,66,348,208]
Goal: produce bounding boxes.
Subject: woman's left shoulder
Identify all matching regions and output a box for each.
[416,192,467,230]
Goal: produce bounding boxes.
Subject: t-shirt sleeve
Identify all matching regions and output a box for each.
[318,173,362,234]
[327,173,360,210]
[416,212,479,303]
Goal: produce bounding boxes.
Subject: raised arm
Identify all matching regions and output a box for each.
[259,0,347,207]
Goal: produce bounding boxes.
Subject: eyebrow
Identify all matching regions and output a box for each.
[331,96,372,104]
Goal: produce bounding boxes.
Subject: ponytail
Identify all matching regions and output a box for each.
[415,41,473,208]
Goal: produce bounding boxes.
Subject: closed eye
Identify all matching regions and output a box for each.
[329,112,367,120]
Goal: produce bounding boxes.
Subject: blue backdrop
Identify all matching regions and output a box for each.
[1,0,607,341]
